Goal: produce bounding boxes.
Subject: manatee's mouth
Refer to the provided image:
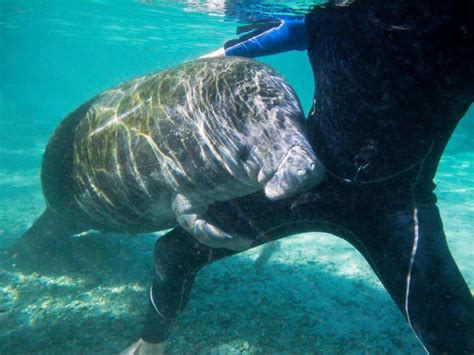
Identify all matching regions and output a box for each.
[278,144,313,176]
[265,140,327,200]
[262,144,319,200]
[256,144,299,186]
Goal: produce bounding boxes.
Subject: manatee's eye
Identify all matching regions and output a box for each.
[238,146,250,162]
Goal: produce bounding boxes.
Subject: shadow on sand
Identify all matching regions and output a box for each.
[0,232,423,354]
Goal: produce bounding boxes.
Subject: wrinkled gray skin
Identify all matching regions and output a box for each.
[45,57,325,250]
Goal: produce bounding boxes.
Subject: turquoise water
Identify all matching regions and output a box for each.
[0,1,472,353]
[0,0,315,245]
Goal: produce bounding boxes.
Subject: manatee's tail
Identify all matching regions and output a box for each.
[7,208,83,269]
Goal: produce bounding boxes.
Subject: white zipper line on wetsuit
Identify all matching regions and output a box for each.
[403,140,437,354]
[150,286,171,320]
[405,208,429,355]
[405,207,419,324]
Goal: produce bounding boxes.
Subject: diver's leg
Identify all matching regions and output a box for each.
[140,227,238,344]
[350,202,474,354]
[406,204,474,353]
[138,184,351,346]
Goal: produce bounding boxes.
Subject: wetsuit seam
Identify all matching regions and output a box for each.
[177,278,188,313]
[149,285,173,321]
[403,140,436,354]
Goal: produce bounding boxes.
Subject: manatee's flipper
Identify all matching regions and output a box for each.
[262,145,326,200]
[7,208,84,268]
[172,194,253,251]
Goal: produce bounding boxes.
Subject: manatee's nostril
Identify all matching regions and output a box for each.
[297,168,305,176]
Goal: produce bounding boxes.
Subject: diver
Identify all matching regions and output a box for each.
[123,1,474,354]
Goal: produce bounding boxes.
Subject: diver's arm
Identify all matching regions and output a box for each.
[200,17,307,58]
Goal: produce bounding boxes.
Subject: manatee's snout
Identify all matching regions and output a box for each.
[263,145,326,200]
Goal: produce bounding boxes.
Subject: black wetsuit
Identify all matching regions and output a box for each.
[141,1,474,353]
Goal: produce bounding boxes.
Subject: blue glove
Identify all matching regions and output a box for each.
[224,17,307,57]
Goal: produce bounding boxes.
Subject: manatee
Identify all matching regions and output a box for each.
[18,57,325,251]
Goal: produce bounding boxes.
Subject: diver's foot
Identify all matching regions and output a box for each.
[120,339,166,355]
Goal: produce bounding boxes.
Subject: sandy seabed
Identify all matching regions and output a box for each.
[0,152,472,355]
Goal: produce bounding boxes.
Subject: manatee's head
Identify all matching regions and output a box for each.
[222,58,326,199]
[258,142,326,200]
